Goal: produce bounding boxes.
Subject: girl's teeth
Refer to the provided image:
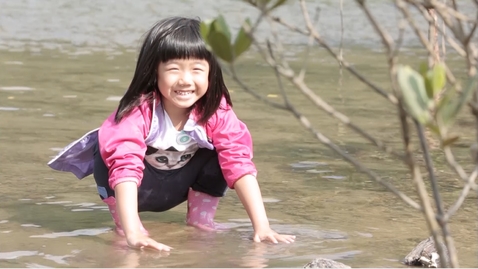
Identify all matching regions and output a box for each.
[176,91,191,96]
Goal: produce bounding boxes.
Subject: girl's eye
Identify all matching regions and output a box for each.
[193,68,204,71]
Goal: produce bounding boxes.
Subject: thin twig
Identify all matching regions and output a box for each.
[242,20,406,160]
[259,50,406,160]
[414,2,466,58]
[228,65,288,111]
[356,0,395,54]
[264,41,421,211]
[443,146,478,190]
[392,18,407,58]
[445,167,478,219]
[270,16,400,106]
[415,121,458,267]
[396,0,458,85]
[338,0,345,107]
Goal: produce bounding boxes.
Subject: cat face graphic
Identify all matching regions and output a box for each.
[144,144,198,170]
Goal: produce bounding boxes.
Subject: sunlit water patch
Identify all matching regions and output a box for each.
[321,175,347,180]
[0,251,39,260]
[21,224,41,228]
[106,96,122,101]
[0,107,19,111]
[30,227,111,239]
[290,161,328,169]
[3,61,23,65]
[0,86,34,91]
[306,169,334,174]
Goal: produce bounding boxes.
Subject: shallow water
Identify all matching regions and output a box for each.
[1,0,477,268]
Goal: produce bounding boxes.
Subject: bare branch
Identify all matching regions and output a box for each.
[356,0,395,54]
[298,7,320,81]
[443,146,478,190]
[241,18,406,159]
[228,65,289,111]
[396,0,458,85]
[445,167,478,219]
[416,121,458,267]
[270,16,399,106]
[392,18,407,58]
[266,41,291,106]
[416,3,467,57]
[266,48,421,211]
[463,11,478,46]
[257,47,406,160]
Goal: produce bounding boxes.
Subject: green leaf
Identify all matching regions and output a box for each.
[431,63,446,97]
[418,62,434,99]
[211,15,231,43]
[436,75,477,131]
[233,19,252,59]
[200,20,212,41]
[397,65,432,124]
[207,31,233,63]
[418,62,428,77]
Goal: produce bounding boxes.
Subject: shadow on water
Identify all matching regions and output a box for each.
[0,1,477,268]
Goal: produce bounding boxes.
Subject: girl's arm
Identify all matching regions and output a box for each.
[114,181,142,236]
[115,180,172,251]
[233,174,296,244]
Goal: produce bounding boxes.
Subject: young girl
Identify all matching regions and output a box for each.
[48,16,295,251]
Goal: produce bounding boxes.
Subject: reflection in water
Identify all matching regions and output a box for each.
[239,243,269,268]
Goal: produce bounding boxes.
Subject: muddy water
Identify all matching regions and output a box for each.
[0,0,477,268]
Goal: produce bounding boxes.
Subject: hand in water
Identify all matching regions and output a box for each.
[126,233,172,251]
[253,227,296,244]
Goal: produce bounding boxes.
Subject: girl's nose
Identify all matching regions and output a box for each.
[178,72,193,86]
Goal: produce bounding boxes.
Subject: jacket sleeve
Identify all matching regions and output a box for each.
[98,106,150,190]
[210,108,258,189]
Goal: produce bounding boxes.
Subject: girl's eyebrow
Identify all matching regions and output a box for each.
[163,59,207,66]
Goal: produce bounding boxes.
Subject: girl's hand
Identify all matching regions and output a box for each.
[126,233,172,251]
[253,227,296,244]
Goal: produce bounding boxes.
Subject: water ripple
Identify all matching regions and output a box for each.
[0,251,39,260]
[30,227,110,238]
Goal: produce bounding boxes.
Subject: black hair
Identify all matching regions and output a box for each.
[114,16,232,125]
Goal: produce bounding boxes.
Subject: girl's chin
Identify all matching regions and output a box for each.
[170,99,197,109]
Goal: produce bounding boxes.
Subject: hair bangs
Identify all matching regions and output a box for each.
[157,24,211,63]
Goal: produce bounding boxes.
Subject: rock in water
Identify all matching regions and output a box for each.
[403,237,448,268]
[304,258,351,268]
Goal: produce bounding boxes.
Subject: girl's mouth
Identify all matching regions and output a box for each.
[174,90,194,96]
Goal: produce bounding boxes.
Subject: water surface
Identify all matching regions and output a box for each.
[0,0,477,268]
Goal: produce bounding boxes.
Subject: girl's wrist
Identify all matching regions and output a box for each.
[252,219,270,231]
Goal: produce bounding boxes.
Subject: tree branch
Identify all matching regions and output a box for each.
[416,121,458,268]
[270,16,400,106]
[445,167,478,219]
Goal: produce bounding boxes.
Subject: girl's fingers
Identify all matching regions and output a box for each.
[267,235,279,244]
[253,234,262,243]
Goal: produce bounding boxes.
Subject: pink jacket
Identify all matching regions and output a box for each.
[99,97,257,190]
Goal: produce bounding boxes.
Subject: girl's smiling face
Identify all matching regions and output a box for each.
[157,58,209,115]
